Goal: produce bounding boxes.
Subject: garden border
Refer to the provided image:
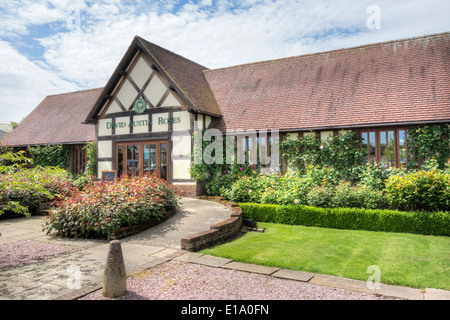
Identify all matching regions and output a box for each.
[107,208,177,240]
[180,196,243,252]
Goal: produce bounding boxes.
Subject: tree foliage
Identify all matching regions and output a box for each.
[280,131,365,180]
[407,124,450,169]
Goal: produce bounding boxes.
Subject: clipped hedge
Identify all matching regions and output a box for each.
[239,203,449,236]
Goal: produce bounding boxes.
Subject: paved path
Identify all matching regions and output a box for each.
[0,197,449,301]
[123,197,232,249]
[0,197,231,300]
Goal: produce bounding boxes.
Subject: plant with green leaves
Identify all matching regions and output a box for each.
[28,144,69,169]
[407,124,450,169]
[0,166,77,217]
[280,131,365,180]
[0,150,33,174]
[385,168,450,212]
[84,140,97,177]
[190,130,255,196]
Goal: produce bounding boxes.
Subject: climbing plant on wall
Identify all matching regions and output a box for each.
[28,145,69,170]
[407,124,450,169]
[280,131,365,180]
[84,140,97,177]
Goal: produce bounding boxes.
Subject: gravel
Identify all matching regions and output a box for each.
[0,240,74,270]
[80,260,397,300]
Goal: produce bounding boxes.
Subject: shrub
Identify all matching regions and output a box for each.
[28,145,69,170]
[306,184,335,208]
[227,174,274,203]
[226,171,315,206]
[384,169,450,211]
[303,165,341,186]
[0,151,33,174]
[357,162,391,190]
[0,166,76,216]
[42,174,179,238]
[407,124,450,170]
[239,203,278,223]
[239,203,449,236]
[332,181,386,209]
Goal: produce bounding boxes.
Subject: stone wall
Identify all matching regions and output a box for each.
[180,196,243,252]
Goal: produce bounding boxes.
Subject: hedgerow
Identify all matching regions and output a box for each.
[239,203,449,236]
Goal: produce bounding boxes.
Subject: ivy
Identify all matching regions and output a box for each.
[407,124,450,170]
[28,144,69,170]
[189,130,254,195]
[280,131,365,180]
[84,140,97,177]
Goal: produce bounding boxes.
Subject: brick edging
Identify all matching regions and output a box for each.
[180,196,243,252]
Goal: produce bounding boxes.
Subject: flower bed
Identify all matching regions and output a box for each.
[42,174,179,239]
[0,167,78,218]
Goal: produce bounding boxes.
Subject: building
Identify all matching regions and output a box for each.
[1,88,102,174]
[0,124,13,142]
[2,32,449,195]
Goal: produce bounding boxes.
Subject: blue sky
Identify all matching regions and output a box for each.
[0,0,449,124]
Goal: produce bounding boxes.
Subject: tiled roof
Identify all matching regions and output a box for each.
[137,37,222,117]
[204,32,450,131]
[1,88,102,147]
[85,36,222,123]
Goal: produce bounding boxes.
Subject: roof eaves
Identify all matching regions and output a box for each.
[134,37,202,115]
[84,38,141,124]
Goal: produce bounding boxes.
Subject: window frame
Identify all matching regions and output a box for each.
[359,128,408,168]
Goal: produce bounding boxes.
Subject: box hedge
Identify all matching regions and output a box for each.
[239,203,449,236]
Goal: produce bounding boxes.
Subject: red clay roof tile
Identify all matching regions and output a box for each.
[204,32,450,131]
[1,88,102,147]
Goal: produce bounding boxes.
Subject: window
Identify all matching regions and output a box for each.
[116,140,168,179]
[237,132,280,173]
[69,144,87,175]
[360,129,408,168]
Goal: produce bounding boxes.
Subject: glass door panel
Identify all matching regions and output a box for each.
[126,144,139,177]
[143,144,149,175]
[143,144,157,176]
[134,144,139,176]
[160,143,167,180]
[117,145,124,177]
[369,132,376,162]
[117,141,169,180]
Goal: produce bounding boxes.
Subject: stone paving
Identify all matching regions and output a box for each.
[0,198,449,300]
[0,197,232,300]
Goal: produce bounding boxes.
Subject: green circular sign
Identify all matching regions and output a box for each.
[134,98,146,114]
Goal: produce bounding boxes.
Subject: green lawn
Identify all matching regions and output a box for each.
[201,223,450,290]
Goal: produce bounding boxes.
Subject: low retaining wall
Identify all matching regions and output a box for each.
[107,208,176,240]
[180,196,243,252]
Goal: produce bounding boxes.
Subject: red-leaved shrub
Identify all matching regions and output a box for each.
[42,174,179,238]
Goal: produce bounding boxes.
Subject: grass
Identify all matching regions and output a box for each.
[201,223,450,290]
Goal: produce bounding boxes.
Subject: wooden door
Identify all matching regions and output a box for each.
[116,140,169,180]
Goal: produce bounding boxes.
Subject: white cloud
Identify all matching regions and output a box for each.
[0,40,77,123]
[0,0,449,123]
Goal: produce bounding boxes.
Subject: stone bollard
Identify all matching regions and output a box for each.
[102,240,127,298]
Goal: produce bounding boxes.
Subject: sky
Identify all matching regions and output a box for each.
[0,0,449,124]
